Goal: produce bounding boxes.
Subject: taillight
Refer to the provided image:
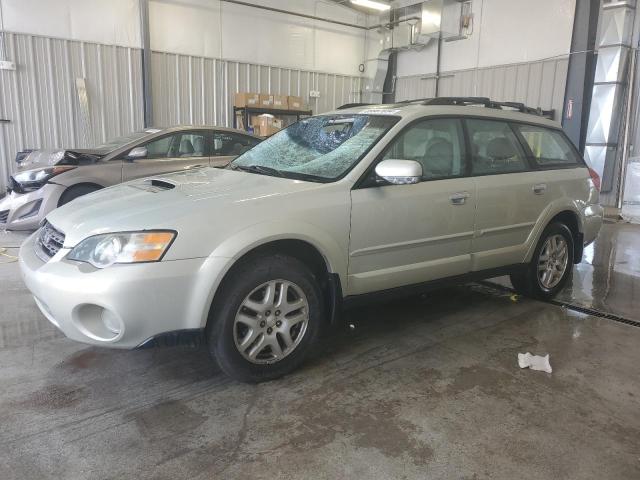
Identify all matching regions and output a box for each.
[588,168,601,191]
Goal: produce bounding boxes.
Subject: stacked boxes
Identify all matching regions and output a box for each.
[234,92,309,136]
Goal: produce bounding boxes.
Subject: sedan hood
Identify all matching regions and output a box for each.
[18,148,108,170]
[46,167,324,247]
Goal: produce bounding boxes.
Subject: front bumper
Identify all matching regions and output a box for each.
[19,232,215,349]
[0,183,65,230]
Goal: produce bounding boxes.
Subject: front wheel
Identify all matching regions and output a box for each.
[510,222,574,300]
[207,254,323,383]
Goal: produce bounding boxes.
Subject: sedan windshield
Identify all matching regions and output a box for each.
[230,114,398,181]
[93,129,161,150]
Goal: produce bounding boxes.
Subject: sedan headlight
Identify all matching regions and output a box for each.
[13,166,76,192]
[67,231,176,268]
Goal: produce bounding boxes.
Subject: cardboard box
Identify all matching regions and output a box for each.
[288,95,305,111]
[259,94,274,109]
[234,92,260,108]
[272,95,288,109]
[256,114,282,136]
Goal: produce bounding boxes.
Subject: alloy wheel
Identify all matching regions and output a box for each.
[233,279,309,364]
[537,234,569,290]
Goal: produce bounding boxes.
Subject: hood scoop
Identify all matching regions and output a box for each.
[131,178,177,193]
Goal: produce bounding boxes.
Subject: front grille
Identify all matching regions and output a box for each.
[34,220,66,261]
[0,210,8,224]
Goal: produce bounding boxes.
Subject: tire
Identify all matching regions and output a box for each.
[58,184,102,207]
[510,222,574,300]
[207,254,324,383]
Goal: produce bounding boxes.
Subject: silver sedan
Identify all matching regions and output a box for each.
[0,126,261,230]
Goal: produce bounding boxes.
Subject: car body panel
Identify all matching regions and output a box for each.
[348,177,476,295]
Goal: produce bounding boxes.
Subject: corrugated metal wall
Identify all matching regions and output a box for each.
[0,32,145,192]
[151,51,363,128]
[395,57,570,119]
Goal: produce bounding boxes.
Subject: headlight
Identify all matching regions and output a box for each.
[13,166,76,192]
[67,231,176,268]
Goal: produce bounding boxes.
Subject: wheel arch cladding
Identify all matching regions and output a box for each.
[206,239,342,333]
[549,210,583,263]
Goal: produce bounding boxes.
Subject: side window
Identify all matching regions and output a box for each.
[466,119,529,175]
[382,118,465,180]
[213,133,260,156]
[515,124,580,167]
[144,135,175,159]
[175,132,206,157]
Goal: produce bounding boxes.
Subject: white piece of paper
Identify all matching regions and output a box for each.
[518,352,552,373]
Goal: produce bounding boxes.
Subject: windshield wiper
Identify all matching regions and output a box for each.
[231,164,284,177]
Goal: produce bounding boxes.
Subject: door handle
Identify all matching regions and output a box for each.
[449,191,470,205]
[533,183,547,195]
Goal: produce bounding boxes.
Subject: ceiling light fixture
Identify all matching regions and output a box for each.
[350,0,391,12]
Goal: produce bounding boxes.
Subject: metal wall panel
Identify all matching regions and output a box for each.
[0,32,144,192]
[395,57,570,118]
[150,51,362,129]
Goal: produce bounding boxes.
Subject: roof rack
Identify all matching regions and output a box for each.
[336,102,373,110]
[419,97,555,119]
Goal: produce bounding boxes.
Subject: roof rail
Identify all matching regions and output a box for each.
[336,102,373,110]
[418,97,554,119]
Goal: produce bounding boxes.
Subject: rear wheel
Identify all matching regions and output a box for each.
[510,222,574,300]
[58,184,102,207]
[208,254,323,383]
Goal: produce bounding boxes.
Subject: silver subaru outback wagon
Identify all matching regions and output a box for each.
[19,97,603,382]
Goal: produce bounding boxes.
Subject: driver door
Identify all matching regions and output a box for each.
[122,131,210,180]
[348,118,477,295]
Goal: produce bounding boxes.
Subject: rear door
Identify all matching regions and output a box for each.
[122,130,210,180]
[348,118,477,295]
[210,131,261,167]
[467,118,550,270]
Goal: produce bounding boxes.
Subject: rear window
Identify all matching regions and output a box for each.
[515,124,581,167]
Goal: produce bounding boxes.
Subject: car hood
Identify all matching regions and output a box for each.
[18,148,109,170]
[46,167,326,247]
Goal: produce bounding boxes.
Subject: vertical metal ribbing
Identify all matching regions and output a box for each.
[127,48,136,132]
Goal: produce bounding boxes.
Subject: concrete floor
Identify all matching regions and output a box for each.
[1,225,639,479]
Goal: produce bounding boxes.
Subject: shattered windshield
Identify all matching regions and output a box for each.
[230,114,398,181]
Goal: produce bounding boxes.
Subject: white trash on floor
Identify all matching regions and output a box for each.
[518,352,552,373]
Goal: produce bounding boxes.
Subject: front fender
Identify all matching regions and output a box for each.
[189,221,348,329]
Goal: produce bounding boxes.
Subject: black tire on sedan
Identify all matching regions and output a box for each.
[207,254,323,383]
[510,222,574,300]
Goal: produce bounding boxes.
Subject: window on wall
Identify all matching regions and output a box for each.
[382,118,465,180]
[466,119,529,175]
[515,124,581,167]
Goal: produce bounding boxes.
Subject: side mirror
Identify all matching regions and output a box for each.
[126,146,148,161]
[375,159,422,185]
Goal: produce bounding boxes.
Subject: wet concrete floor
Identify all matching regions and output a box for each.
[0,225,639,479]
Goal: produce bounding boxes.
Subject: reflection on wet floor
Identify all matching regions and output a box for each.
[556,223,640,321]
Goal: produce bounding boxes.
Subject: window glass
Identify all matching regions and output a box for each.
[176,133,206,157]
[143,132,206,159]
[383,118,465,180]
[144,135,175,159]
[214,133,260,156]
[466,119,529,175]
[231,115,398,182]
[515,124,580,166]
